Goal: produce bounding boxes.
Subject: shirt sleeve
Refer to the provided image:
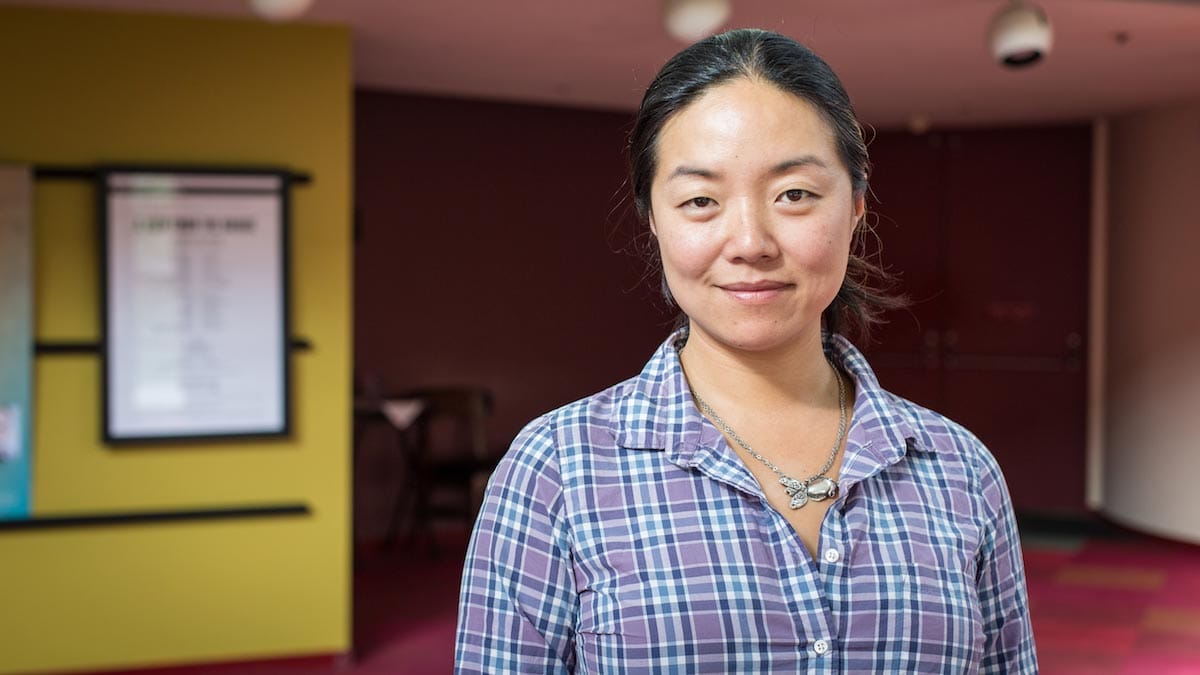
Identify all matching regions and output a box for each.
[455,417,578,674]
[974,447,1039,673]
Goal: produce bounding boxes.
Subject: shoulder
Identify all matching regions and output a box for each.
[503,369,646,467]
[502,334,684,471]
[878,389,1013,513]
[886,392,988,460]
[828,332,1005,487]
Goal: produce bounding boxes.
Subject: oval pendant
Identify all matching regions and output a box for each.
[806,477,839,501]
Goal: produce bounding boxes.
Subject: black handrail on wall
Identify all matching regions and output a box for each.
[0,503,311,531]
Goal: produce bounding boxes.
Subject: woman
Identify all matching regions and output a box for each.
[456,28,1036,673]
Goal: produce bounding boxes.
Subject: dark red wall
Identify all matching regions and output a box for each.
[354,89,1091,515]
[864,128,1092,515]
[354,91,673,449]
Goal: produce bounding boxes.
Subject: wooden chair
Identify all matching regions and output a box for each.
[385,387,500,552]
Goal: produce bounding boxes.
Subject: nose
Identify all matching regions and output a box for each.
[725,198,779,262]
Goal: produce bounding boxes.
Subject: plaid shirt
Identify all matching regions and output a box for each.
[456,332,1037,673]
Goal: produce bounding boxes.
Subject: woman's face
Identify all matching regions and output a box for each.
[649,77,863,354]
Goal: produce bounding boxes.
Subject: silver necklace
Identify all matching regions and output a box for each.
[687,362,847,510]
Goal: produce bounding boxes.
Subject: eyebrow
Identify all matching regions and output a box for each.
[665,155,831,181]
[666,166,719,181]
[770,155,831,174]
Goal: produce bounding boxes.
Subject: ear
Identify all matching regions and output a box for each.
[852,194,866,231]
[648,209,658,238]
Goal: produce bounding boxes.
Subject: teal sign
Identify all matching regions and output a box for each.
[0,166,32,518]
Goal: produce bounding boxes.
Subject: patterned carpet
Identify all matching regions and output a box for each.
[1024,529,1200,674]
[82,523,1200,675]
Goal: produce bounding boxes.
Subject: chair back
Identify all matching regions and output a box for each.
[404,387,494,463]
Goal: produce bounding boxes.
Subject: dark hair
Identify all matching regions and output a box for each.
[628,28,902,341]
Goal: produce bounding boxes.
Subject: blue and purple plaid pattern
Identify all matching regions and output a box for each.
[456,332,1037,673]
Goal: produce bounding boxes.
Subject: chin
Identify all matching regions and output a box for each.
[695,322,809,354]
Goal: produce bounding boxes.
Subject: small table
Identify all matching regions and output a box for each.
[353,397,426,549]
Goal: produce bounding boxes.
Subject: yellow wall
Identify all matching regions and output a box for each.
[0,6,351,673]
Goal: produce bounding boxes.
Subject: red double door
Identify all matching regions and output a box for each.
[863,126,1091,515]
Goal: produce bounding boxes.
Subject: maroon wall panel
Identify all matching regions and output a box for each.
[861,132,947,408]
[940,128,1091,359]
[938,128,1091,514]
[354,91,673,449]
[866,126,1091,515]
[865,132,947,354]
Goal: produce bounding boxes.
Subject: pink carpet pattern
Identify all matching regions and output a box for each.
[1025,534,1200,674]
[82,526,1200,674]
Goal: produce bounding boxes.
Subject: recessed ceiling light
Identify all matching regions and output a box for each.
[662,0,732,44]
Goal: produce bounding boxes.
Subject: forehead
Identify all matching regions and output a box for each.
[655,78,841,177]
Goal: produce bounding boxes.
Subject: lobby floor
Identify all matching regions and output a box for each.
[89,521,1200,675]
[1022,528,1200,674]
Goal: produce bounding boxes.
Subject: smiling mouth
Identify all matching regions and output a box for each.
[720,281,790,292]
[719,281,792,303]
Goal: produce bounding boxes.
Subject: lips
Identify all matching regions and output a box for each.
[720,281,789,292]
[719,280,792,304]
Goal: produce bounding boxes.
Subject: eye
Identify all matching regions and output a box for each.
[778,189,813,204]
[682,196,715,209]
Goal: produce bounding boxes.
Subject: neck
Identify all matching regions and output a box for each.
[678,322,837,414]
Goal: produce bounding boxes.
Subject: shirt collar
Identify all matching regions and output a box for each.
[610,331,715,467]
[825,332,929,469]
[612,330,942,466]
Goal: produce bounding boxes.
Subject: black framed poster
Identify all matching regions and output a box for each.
[101,168,291,442]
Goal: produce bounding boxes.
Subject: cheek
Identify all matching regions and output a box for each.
[656,224,721,278]
[788,225,850,268]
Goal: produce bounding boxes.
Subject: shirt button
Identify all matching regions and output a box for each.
[823,548,841,564]
[813,639,830,655]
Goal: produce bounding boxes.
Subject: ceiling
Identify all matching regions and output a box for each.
[17,0,1200,128]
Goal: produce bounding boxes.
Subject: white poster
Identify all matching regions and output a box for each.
[104,171,290,441]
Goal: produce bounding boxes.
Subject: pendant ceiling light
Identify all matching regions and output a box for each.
[662,0,732,44]
[248,0,315,22]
